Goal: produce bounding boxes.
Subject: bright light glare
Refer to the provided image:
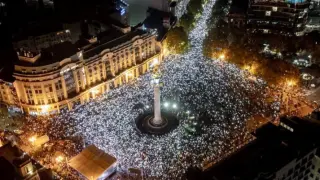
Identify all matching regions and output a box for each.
[55,156,64,163]
[286,80,296,87]
[42,105,49,113]
[172,104,177,109]
[28,136,36,143]
[219,54,225,60]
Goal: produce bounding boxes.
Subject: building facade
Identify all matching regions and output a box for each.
[247,0,310,36]
[0,29,161,115]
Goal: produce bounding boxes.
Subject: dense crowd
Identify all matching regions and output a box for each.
[19,0,277,179]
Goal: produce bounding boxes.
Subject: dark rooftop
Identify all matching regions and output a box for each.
[300,65,320,78]
[99,14,130,29]
[0,157,15,180]
[201,117,320,180]
[83,29,148,59]
[12,155,31,168]
[16,41,79,67]
[0,66,14,82]
[13,20,64,42]
[203,124,294,180]
[144,7,175,41]
[230,0,248,13]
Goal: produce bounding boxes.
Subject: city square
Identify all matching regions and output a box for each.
[1,0,319,179]
[18,0,275,178]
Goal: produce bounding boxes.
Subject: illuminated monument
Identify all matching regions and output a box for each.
[135,59,178,135]
[150,59,164,126]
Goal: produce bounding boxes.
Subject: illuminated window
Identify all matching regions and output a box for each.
[265,11,271,16]
[272,7,277,12]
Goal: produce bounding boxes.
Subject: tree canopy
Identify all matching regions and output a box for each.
[179,12,195,32]
[187,0,204,15]
[164,27,189,54]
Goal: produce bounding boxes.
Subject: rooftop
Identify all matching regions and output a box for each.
[83,29,148,59]
[202,116,320,180]
[13,20,64,42]
[16,41,79,67]
[0,66,14,82]
[144,7,175,41]
[0,157,15,180]
[69,145,117,180]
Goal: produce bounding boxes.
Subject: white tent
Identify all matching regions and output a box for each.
[69,145,117,180]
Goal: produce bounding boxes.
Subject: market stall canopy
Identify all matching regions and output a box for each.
[69,145,117,180]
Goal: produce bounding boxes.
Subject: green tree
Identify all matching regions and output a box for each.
[179,12,195,32]
[187,0,203,15]
[164,27,189,54]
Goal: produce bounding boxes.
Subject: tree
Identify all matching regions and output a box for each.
[164,27,189,54]
[179,12,195,32]
[187,0,203,15]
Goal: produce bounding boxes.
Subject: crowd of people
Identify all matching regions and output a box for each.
[16,0,278,179]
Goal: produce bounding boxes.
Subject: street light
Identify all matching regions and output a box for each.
[55,156,64,163]
[172,104,177,109]
[286,80,296,87]
[55,155,69,171]
[28,136,36,144]
[164,102,169,108]
[28,136,37,148]
[219,54,225,60]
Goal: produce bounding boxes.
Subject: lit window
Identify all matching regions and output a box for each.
[272,7,277,12]
[265,11,271,16]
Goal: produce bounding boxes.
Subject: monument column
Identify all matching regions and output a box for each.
[153,85,162,125]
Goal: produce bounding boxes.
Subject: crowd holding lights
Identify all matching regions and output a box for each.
[175,0,191,19]
[19,0,277,179]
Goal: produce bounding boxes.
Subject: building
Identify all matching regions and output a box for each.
[69,145,117,179]
[196,116,320,180]
[247,0,310,36]
[0,26,161,115]
[0,141,55,180]
[310,149,320,180]
[0,143,41,180]
[12,22,72,56]
[227,7,246,28]
[305,9,320,33]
